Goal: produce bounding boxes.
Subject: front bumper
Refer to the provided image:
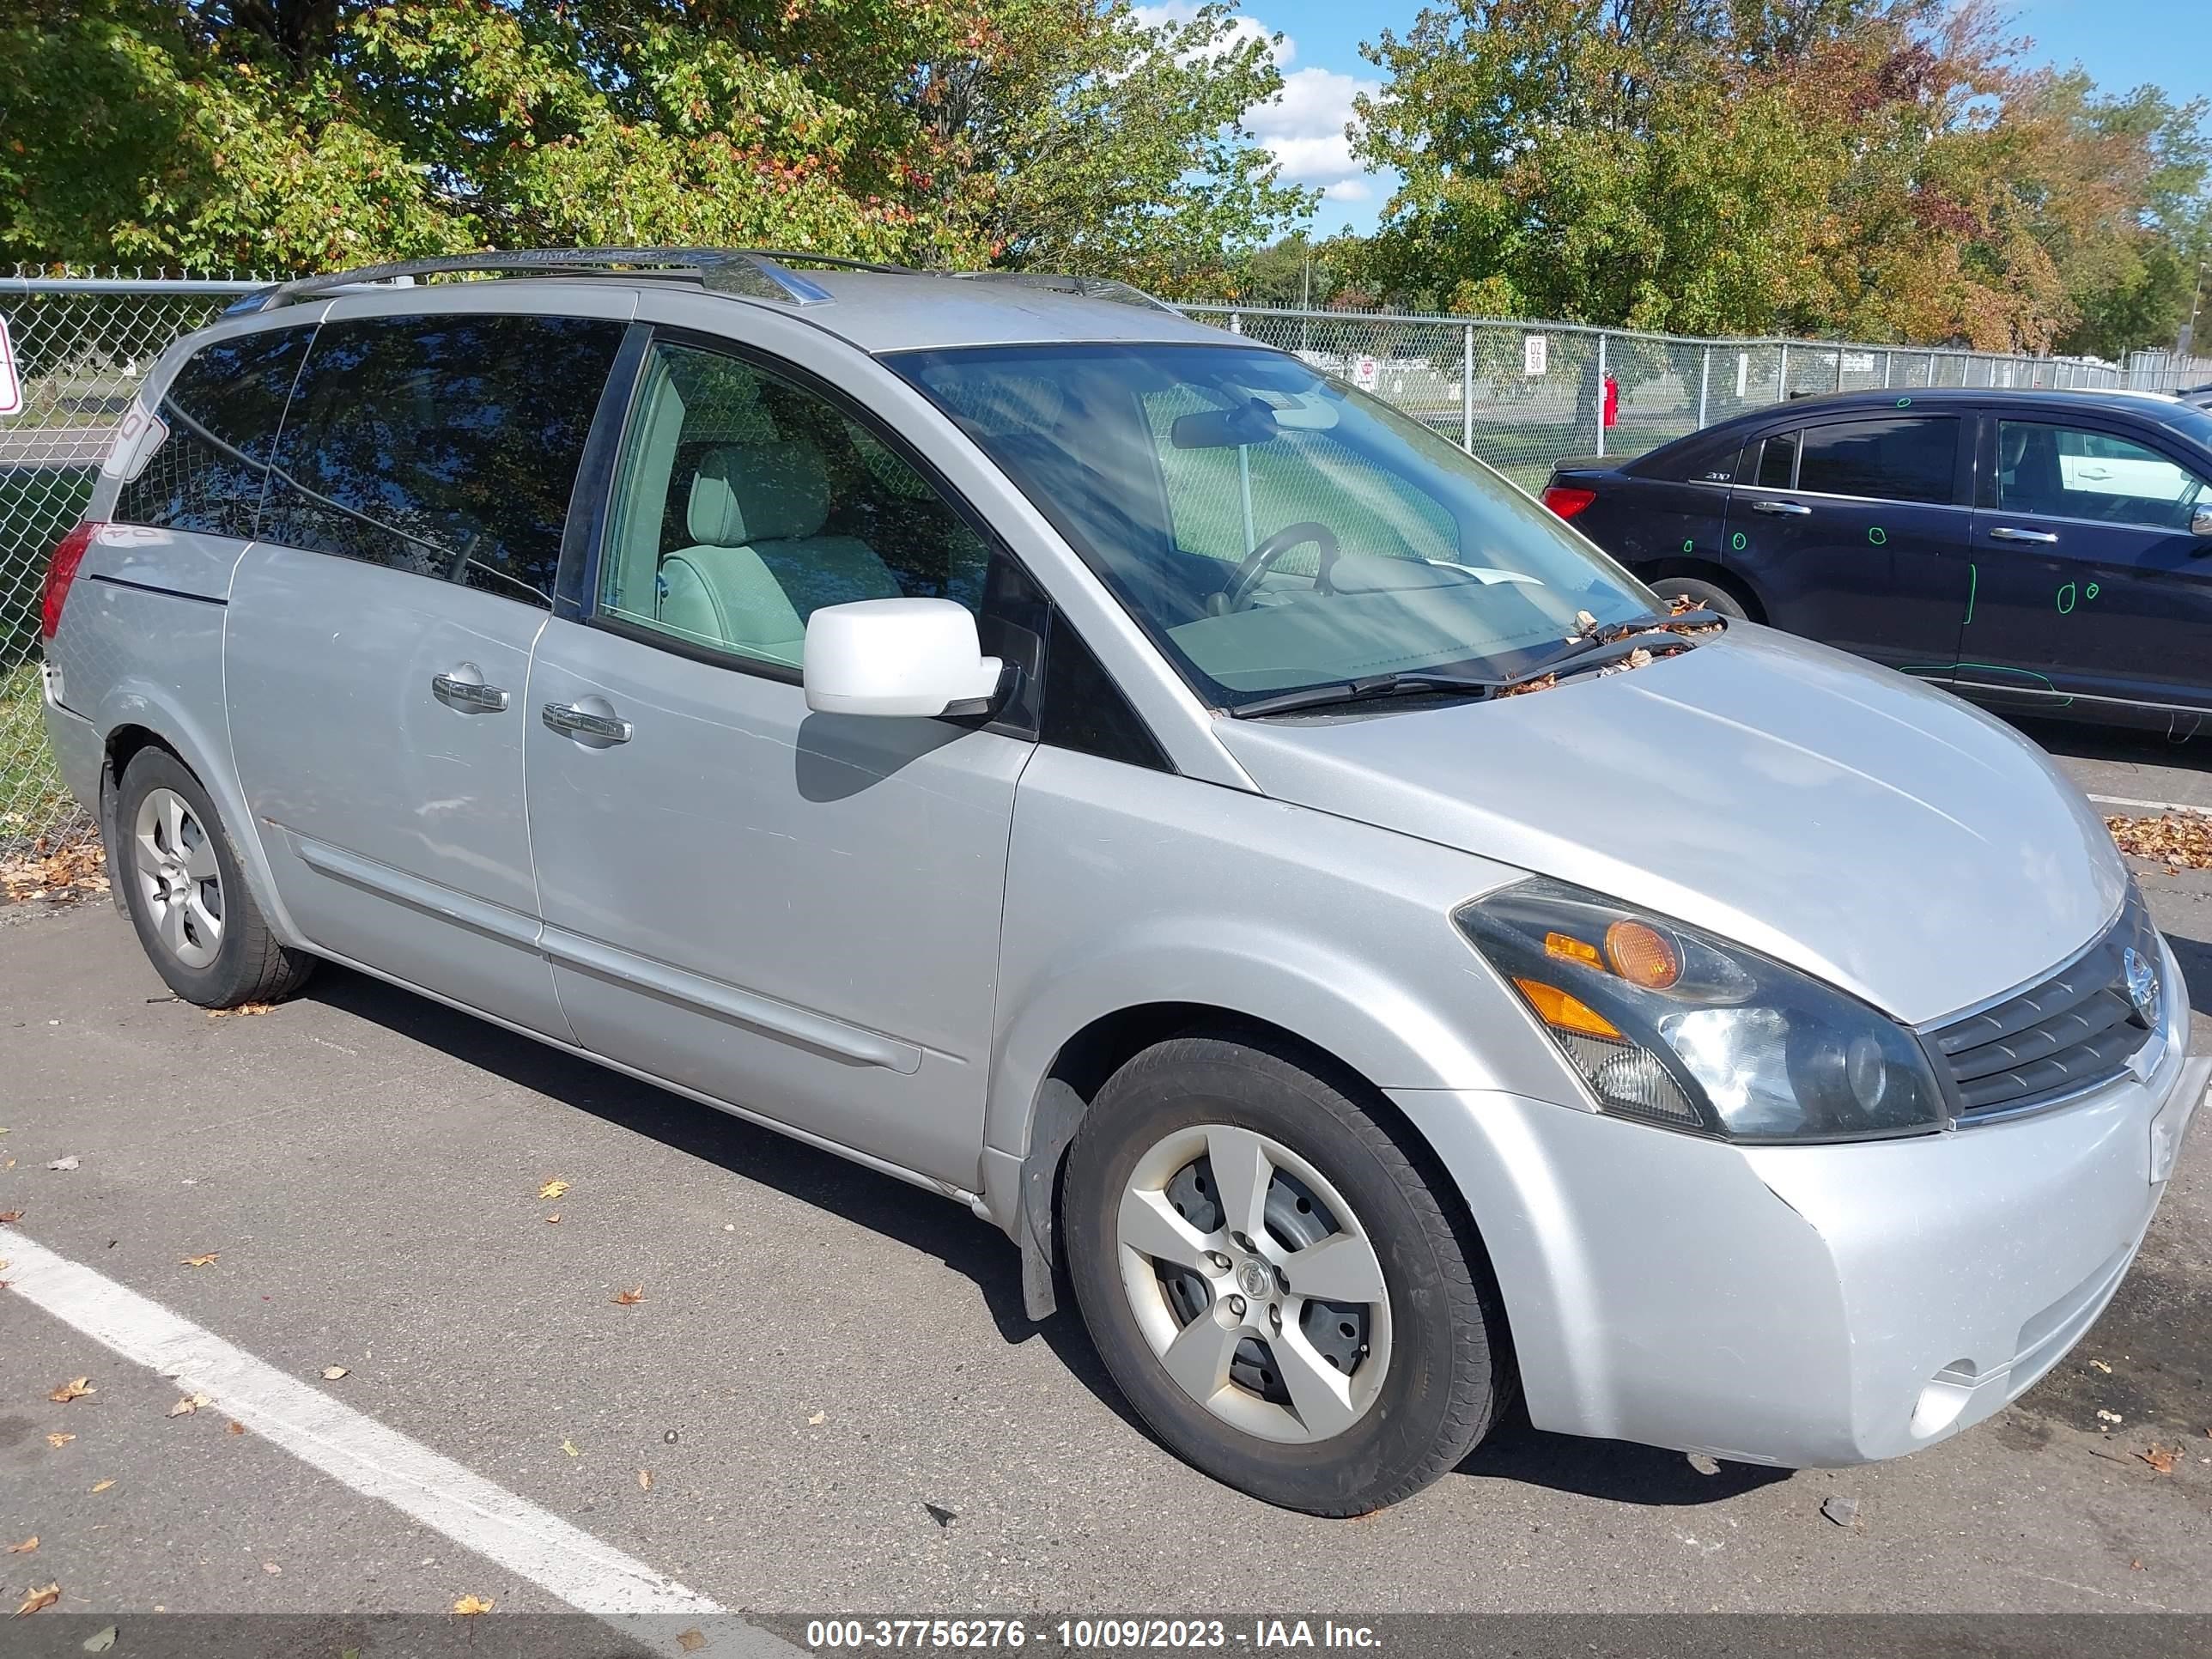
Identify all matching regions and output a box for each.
[1389,945,2206,1468]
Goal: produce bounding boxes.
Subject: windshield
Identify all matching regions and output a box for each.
[890,343,1659,708]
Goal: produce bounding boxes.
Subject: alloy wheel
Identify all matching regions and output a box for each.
[133,787,224,969]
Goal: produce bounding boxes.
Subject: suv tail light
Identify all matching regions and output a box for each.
[1541,485,1597,520]
[41,521,100,640]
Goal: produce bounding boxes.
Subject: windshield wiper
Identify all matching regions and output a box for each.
[1502,607,1723,688]
[1227,671,1503,719]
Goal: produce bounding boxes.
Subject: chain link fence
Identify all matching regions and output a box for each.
[3,276,2210,851]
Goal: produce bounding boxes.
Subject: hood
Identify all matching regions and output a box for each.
[1213,627,2127,1025]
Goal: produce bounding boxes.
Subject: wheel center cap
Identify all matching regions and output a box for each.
[1235,1260,1272,1300]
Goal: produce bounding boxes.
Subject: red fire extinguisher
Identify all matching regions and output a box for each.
[1602,373,1620,430]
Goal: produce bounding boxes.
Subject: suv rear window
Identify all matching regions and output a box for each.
[115,325,313,538]
[263,313,623,605]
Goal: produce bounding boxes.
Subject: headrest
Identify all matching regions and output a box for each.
[687,441,831,546]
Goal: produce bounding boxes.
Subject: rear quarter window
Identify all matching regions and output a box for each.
[114,326,313,538]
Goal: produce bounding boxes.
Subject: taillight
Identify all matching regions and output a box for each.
[1541,485,1597,520]
[41,521,100,640]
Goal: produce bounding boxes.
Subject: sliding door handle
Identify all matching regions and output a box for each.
[1988,526,2059,544]
[541,702,632,744]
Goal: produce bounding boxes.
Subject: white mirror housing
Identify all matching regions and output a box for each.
[803,598,1004,718]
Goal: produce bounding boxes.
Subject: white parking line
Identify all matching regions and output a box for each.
[4,1230,793,1656]
[2087,793,2211,817]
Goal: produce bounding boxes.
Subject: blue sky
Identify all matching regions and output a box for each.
[1143,0,2212,239]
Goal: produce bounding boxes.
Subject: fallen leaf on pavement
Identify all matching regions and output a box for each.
[538,1179,569,1200]
[14,1583,59,1616]
[2099,1409,2124,1425]
[561,1439,580,1457]
[2142,1445,2180,1474]
[47,1377,94,1403]
[167,1393,210,1417]
[46,1433,74,1449]
[260,1562,281,1576]
[2088,1358,2112,1373]
[807,1411,826,1426]
[611,1285,646,1305]
[637,1468,653,1492]
[226,1421,246,1435]
[2107,811,2212,870]
[83,1625,118,1652]
[89,1481,113,1494]
[544,1212,561,1224]
[923,1502,957,1528]
[1820,1495,1860,1528]
[207,1003,274,1018]
[321,1366,349,1380]
[453,1595,494,1616]
[46,1157,80,1172]
[0,1212,22,1225]
[677,1632,707,1653]
[180,1254,218,1268]
[5,1539,34,1554]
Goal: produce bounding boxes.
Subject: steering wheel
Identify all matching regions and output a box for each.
[1219,521,1341,612]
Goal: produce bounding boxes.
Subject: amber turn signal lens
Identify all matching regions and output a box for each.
[1512,977,1623,1039]
[1605,920,1681,989]
[1543,930,1602,969]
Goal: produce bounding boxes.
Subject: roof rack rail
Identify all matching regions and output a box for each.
[225,246,855,314]
[945,271,1176,313]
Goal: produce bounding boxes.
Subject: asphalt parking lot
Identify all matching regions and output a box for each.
[3,720,2209,1632]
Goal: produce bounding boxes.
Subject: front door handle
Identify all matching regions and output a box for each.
[430,667,510,714]
[1750,500,1812,516]
[541,702,632,744]
[1989,526,2060,544]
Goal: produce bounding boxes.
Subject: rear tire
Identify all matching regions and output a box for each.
[1655,574,1750,621]
[113,748,314,1009]
[1063,1033,1509,1514]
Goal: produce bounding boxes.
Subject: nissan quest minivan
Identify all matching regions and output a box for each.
[39,250,2208,1515]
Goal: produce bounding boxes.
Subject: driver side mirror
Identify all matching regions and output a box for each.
[803,598,1005,719]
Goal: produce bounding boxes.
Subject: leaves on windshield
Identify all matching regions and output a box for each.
[1500,673,1557,698]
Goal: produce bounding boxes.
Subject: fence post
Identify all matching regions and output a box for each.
[1697,346,1711,428]
[1882,349,1893,388]
[1778,341,1790,402]
[1595,331,1607,459]
[1462,324,1474,454]
[1926,349,1936,386]
[1229,310,1242,336]
[1835,348,1845,392]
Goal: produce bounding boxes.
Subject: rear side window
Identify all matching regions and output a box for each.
[1795,416,1959,505]
[264,313,623,605]
[115,326,312,538]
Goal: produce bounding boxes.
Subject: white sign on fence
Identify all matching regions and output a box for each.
[0,315,21,416]
[1522,334,1548,378]
[1352,354,1380,389]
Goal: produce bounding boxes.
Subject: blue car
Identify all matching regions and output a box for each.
[1545,388,2212,735]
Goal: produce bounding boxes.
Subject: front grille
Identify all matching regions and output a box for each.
[1923,890,2161,1121]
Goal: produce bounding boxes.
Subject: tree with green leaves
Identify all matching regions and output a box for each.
[0,1,1311,289]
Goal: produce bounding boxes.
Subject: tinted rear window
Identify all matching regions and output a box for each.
[115,326,312,538]
[1795,416,1958,504]
[264,313,623,605]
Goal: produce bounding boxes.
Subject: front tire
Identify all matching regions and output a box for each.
[113,748,314,1009]
[1063,1033,1509,1513]
[1655,574,1750,620]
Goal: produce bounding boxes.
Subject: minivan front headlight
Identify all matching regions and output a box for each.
[1457,878,1945,1143]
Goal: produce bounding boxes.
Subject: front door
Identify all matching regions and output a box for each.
[523,331,1030,1186]
[1721,412,1974,675]
[226,307,625,1035]
[1956,414,2212,720]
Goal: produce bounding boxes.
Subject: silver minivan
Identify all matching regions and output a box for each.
[39,250,2208,1514]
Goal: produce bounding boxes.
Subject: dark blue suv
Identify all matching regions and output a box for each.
[1544,388,2212,734]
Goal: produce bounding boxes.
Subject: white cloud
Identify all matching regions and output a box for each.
[1132,4,1383,205]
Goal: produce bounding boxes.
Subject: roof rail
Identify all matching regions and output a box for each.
[946,271,1176,313]
[224,246,857,314]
